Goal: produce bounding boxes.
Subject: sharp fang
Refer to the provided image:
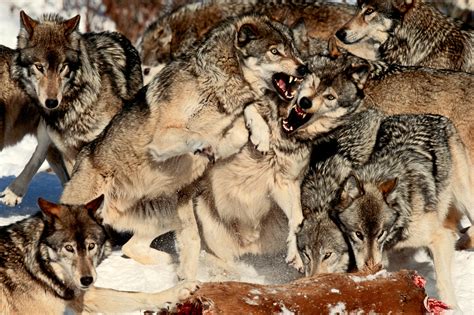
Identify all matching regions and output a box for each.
[289,76,294,83]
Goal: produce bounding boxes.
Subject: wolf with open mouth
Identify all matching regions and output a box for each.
[60,14,307,280]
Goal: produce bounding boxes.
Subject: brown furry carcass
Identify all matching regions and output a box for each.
[174,270,431,314]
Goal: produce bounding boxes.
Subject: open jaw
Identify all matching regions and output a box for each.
[282,104,313,133]
[272,73,303,101]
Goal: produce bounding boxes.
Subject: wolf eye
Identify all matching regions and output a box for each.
[325,94,336,101]
[323,252,333,260]
[35,64,44,72]
[355,231,364,241]
[270,48,279,55]
[65,245,74,253]
[364,8,374,16]
[88,243,96,250]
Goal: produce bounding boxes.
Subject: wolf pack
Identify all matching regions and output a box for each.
[0,0,473,313]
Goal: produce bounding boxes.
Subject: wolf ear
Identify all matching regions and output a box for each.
[393,0,415,13]
[378,178,398,201]
[328,36,342,59]
[237,23,259,47]
[85,194,104,214]
[338,174,364,210]
[292,18,308,48]
[63,15,81,36]
[20,11,38,37]
[38,198,62,218]
[350,63,370,90]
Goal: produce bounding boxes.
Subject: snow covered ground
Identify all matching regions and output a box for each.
[1,1,473,314]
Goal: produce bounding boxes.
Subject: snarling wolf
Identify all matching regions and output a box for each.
[0,196,198,314]
[60,15,307,280]
[334,113,473,308]
[335,0,474,72]
[14,11,143,174]
[0,45,68,207]
[137,0,355,80]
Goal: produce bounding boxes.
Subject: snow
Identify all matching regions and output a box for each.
[1,2,474,314]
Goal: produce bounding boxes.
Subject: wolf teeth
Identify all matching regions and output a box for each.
[289,76,294,83]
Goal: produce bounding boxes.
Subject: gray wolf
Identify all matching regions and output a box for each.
[0,45,68,206]
[334,113,474,308]
[14,11,143,174]
[137,1,355,73]
[60,15,307,280]
[335,0,474,72]
[0,195,198,314]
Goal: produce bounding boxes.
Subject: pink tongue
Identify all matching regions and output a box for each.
[277,79,286,91]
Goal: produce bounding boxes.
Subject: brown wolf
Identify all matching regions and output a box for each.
[0,195,199,314]
[335,0,474,72]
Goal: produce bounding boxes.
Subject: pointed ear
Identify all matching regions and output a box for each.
[237,23,259,47]
[393,0,415,13]
[328,36,342,59]
[292,18,308,47]
[338,174,364,210]
[63,15,81,36]
[378,178,398,200]
[350,63,370,89]
[20,11,38,37]
[38,198,62,218]
[85,194,104,214]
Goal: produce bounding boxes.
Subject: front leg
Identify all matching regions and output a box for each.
[271,180,305,272]
[147,127,213,162]
[244,104,270,154]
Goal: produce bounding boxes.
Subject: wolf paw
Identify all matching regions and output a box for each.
[176,280,200,301]
[250,132,270,154]
[194,145,215,163]
[286,251,305,273]
[0,188,22,206]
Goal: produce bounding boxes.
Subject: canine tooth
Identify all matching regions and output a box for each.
[289,76,294,83]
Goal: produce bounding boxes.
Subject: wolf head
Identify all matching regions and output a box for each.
[234,15,309,101]
[335,0,416,60]
[16,11,81,110]
[38,195,111,290]
[334,174,398,271]
[283,54,369,139]
[297,211,350,276]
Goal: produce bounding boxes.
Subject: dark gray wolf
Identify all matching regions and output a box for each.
[14,11,143,174]
[334,113,473,308]
[138,0,355,81]
[335,0,474,72]
[60,15,307,280]
[0,45,68,206]
[0,196,198,314]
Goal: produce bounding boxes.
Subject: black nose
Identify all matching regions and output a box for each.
[80,276,93,287]
[143,67,150,75]
[299,97,312,109]
[45,99,59,109]
[297,65,309,77]
[335,29,347,42]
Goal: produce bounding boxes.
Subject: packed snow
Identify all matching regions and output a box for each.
[1,1,473,314]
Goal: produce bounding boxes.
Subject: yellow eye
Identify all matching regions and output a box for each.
[35,64,44,72]
[364,8,374,15]
[323,252,333,260]
[270,48,279,55]
[325,94,336,101]
[88,243,96,250]
[65,245,74,252]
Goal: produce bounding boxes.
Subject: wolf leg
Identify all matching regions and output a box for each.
[175,198,201,280]
[428,226,458,309]
[214,116,249,159]
[122,232,173,265]
[80,281,200,313]
[45,143,69,185]
[271,180,304,272]
[147,128,212,162]
[244,104,270,154]
[0,121,51,206]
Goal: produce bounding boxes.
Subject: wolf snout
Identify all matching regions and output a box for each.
[297,65,310,77]
[335,29,348,43]
[45,98,59,109]
[80,275,94,287]
[299,97,312,110]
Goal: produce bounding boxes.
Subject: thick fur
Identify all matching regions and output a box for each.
[195,91,312,274]
[0,197,199,314]
[13,12,143,173]
[335,0,474,72]
[334,114,473,308]
[60,15,306,280]
[137,0,354,75]
[0,45,68,206]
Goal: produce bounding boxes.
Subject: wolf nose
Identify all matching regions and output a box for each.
[299,97,312,109]
[80,276,94,287]
[45,99,59,109]
[297,65,310,77]
[143,67,150,75]
[335,29,347,42]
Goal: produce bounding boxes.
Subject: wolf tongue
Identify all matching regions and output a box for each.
[277,78,287,92]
